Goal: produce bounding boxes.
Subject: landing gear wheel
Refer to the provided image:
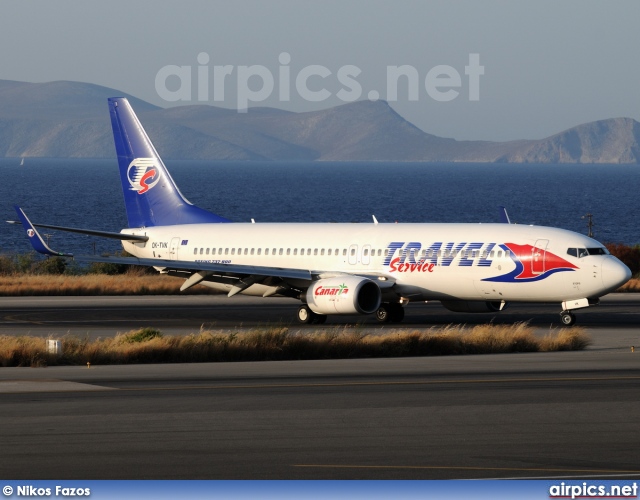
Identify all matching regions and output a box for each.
[376,303,405,323]
[375,303,392,323]
[389,304,405,323]
[297,305,326,325]
[560,311,576,326]
[297,305,313,324]
[313,314,327,325]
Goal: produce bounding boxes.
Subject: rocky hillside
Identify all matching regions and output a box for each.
[0,79,638,163]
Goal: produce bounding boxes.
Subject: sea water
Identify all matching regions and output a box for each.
[0,158,638,255]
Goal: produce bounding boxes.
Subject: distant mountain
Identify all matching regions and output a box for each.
[0,79,639,163]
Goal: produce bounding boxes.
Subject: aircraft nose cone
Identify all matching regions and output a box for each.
[602,256,632,292]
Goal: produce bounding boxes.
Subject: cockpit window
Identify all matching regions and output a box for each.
[586,247,608,255]
[567,247,609,258]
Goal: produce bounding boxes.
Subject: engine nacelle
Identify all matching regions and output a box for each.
[306,276,381,315]
[440,300,507,313]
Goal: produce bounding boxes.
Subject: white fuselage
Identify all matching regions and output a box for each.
[121,222,629,303]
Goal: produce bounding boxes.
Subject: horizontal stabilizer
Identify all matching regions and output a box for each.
[7,220,148,242]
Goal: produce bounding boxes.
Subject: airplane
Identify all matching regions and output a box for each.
[9,97,632,326]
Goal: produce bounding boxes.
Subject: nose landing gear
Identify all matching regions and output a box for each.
[560,311,576,326]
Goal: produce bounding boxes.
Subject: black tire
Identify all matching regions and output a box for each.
[297,305,313,324]
[313,314,327,325]
[376,303,392,323]
[376,303,405,323]
[389,304,405,323]
[560,312,576,326]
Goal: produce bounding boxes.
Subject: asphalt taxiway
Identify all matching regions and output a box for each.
[0,293,639,339]
[0,294,638,479]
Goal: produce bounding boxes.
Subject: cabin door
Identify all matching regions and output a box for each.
[348,244,358,265]
[532,239,548,274]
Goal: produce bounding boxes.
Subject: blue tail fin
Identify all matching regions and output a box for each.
[108,97,230,227]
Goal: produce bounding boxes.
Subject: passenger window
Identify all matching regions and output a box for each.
[257,249,261,255]
[328,249,332,256]
[378,249,382,257]
[231,249,235,255]
[321,249,325,256]
[364,249,369,256]
[279,248,283,255]
[287,249,291,255]
[384,249,389,257]
[343,249,347,256]
[206,248,210,255]
[497,251,502,258]
[265,249,269,255]
[490,251,494,258]
[293,249,298,256]
[193,248,198,255]
[314,249,318,256]
[199,248,204,255]
[251,249,254,255]
[225,248,229,255]
[244,248,248,255]
[350,248,356,256]
[212,249,216,255]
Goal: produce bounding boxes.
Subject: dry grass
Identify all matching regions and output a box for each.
[0,273,218,296]
[617,278,640,292]
[0,323,590,367]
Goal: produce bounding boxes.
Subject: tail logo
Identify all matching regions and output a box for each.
[127,158,161,194]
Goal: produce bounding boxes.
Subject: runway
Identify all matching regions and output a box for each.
[0,293,639,339]
[0,294,639,479]
[1,352,640,479]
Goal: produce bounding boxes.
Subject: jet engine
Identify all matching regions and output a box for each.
[440,300,507,313]
[306,276,381,315]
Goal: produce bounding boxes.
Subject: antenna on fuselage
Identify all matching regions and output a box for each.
[498,206,511,224]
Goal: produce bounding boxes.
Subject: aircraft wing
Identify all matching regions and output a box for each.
[75,254,312,281]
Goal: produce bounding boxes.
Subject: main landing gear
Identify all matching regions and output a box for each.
[297,305,327,324]
[375,302,405,323]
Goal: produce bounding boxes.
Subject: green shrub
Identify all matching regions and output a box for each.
[118,327,164,343]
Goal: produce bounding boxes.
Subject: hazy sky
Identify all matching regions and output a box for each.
[1,0,639,141]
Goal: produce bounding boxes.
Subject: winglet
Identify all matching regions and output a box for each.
[13,206,73,257]
[498,206,511,224]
